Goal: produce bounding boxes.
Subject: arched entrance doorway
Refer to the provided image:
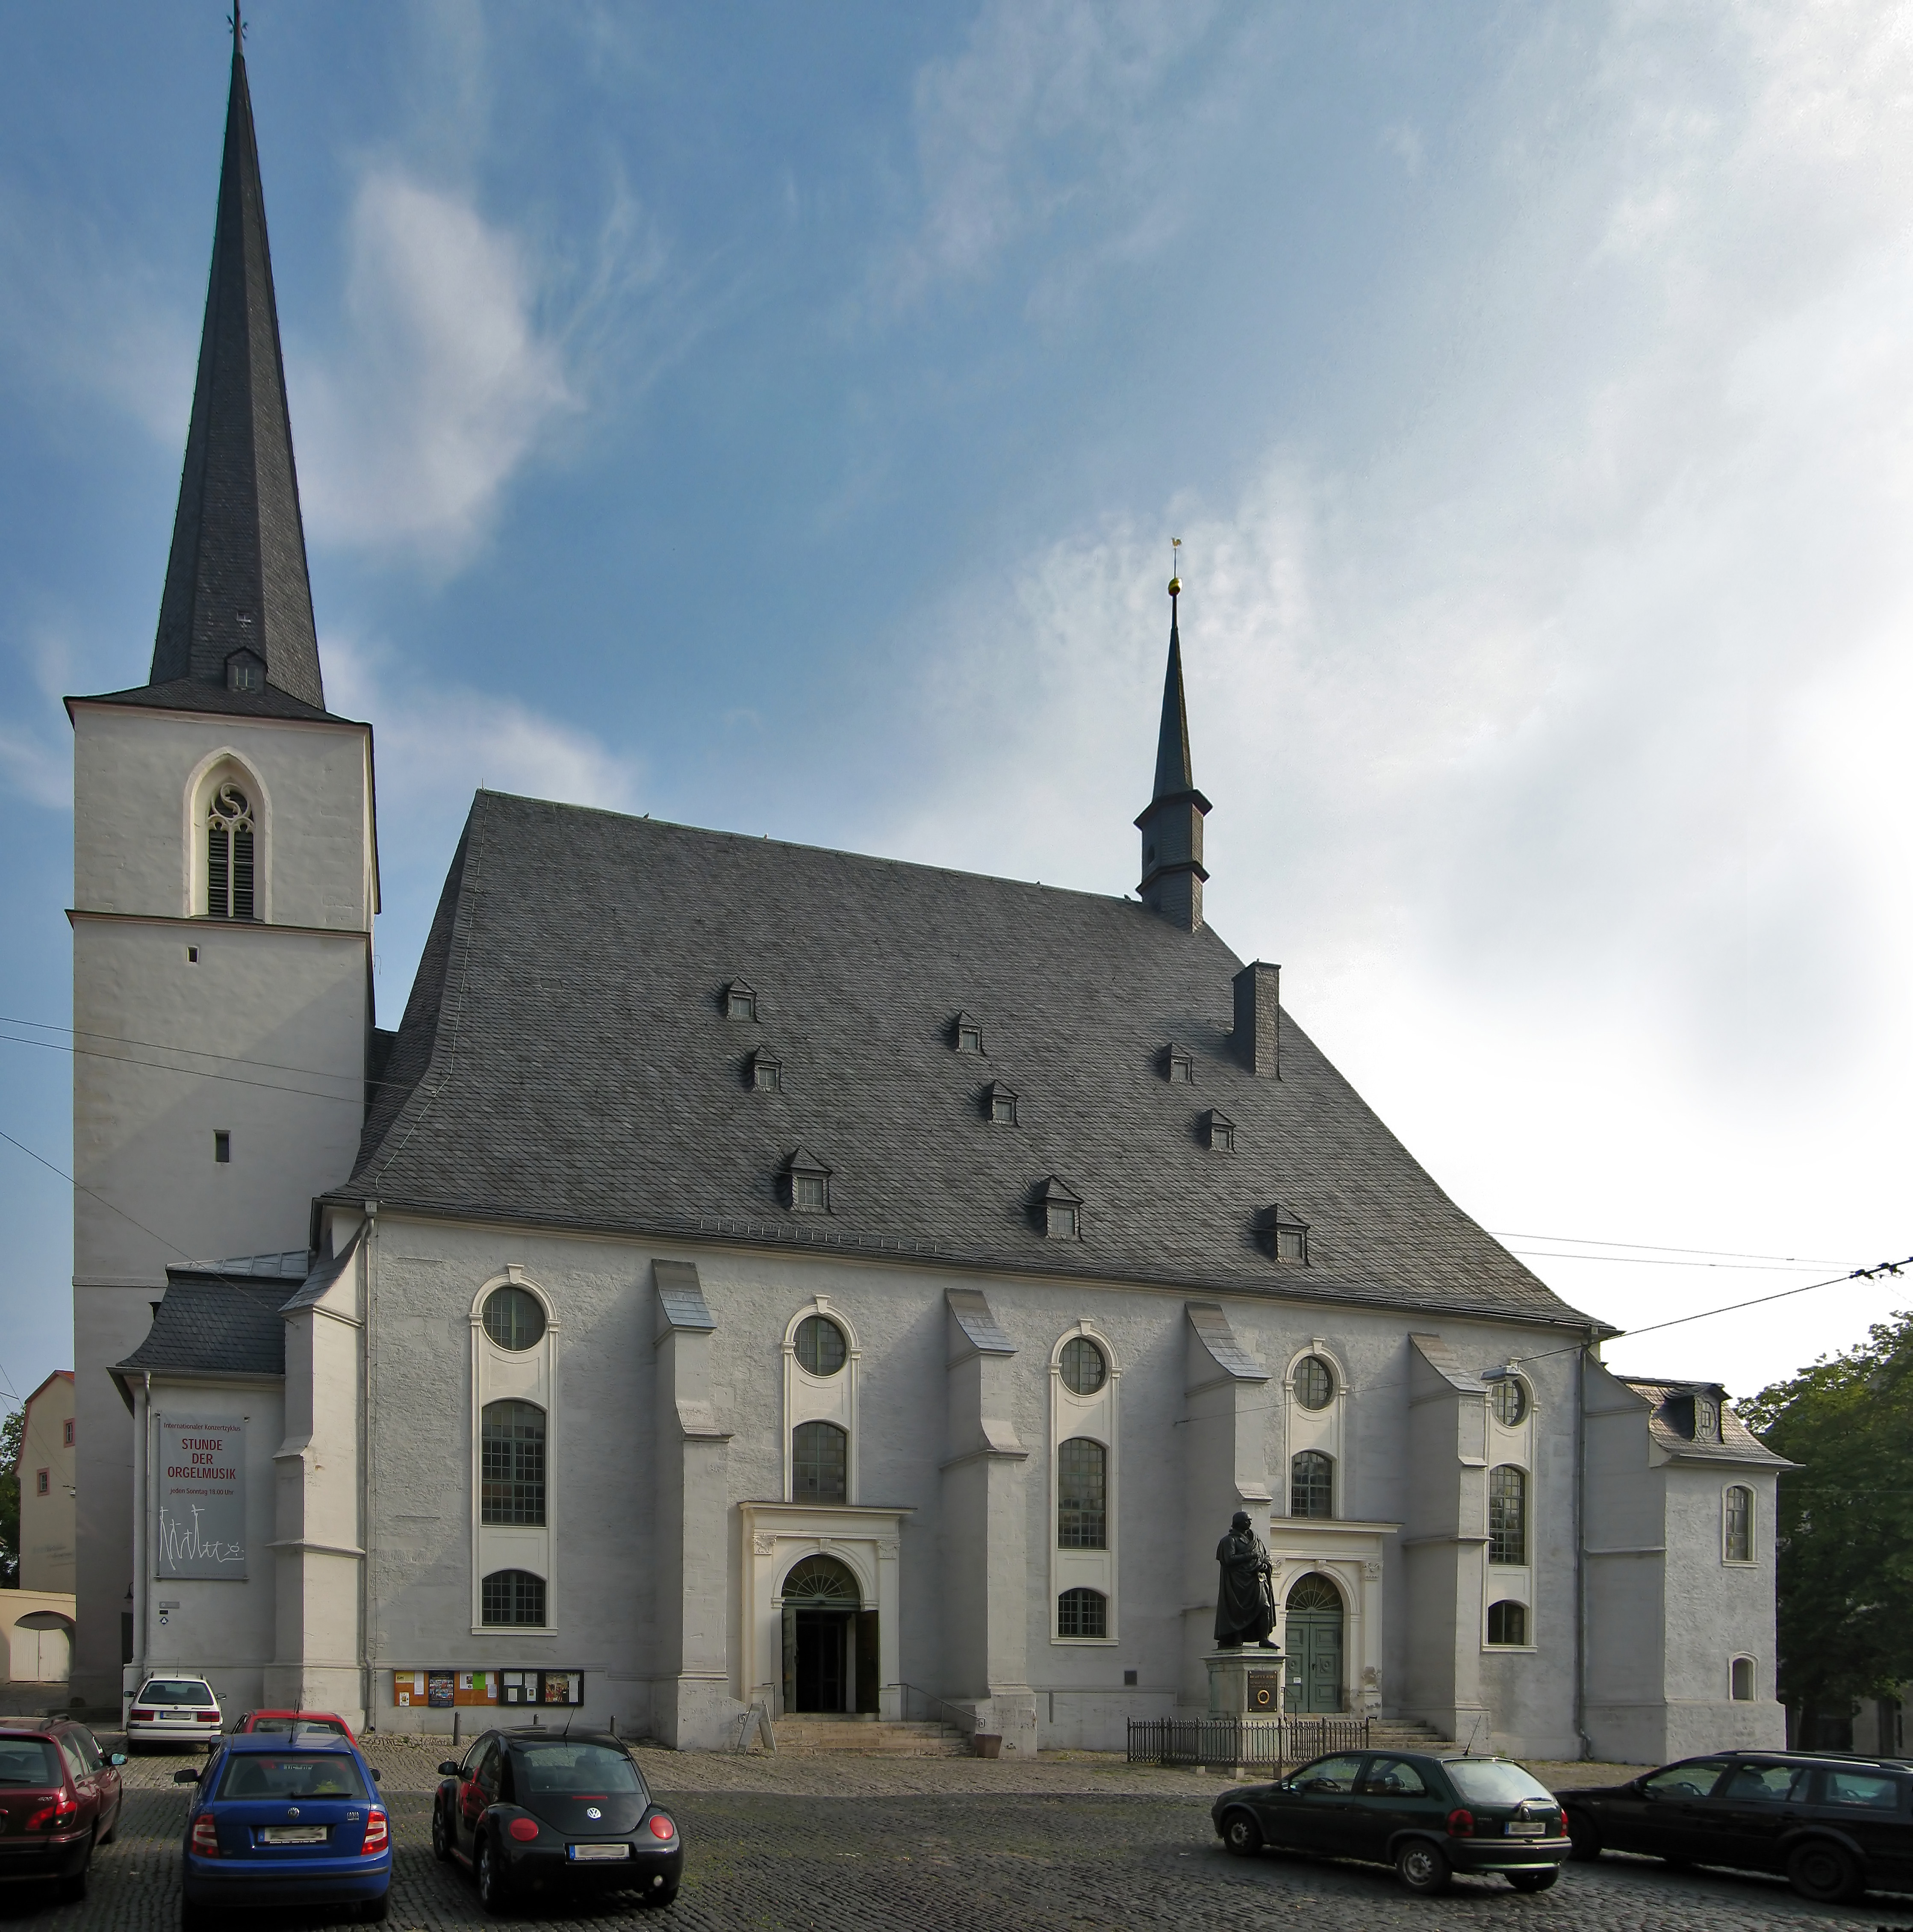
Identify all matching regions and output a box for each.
[779,1556,878,1714]
[1283,1574,1344,1713]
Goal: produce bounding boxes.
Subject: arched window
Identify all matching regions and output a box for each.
[1058,1587,1107,1638]
[1730,1655,1756,1702]
[480,1569,545,1627]
[1487,1600,1527,1646]
[206,781,256,920]
[781,1554,861,1606]
[1723,1485,1753,1563]
[792,1421,847,1504]
[795,1316,847,1377]
[1489,1465,1527,1564]
[1291,1450,1334,1519]
[480,1401,546,1525]
[1057,1438,1107,1548]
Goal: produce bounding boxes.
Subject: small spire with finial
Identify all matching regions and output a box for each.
[1168,536,1182,602]
[229,6,246,58]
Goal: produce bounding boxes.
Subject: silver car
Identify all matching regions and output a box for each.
[126,1677,222,1752]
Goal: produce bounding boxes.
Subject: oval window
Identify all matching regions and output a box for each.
[1491,1377,1528,1428]
[1294,1356,1334,1410]
[1060,1337,1107,1396]
[794,1315,847,1377]
[482,1285,546,1351]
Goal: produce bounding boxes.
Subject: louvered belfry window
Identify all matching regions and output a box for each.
[206,782,256,920]
[481,1400,547,1525]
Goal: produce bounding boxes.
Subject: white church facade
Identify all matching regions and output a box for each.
[71,35,1786,1763]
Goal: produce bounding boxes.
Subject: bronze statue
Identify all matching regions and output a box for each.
[1213,1509,1278,1649]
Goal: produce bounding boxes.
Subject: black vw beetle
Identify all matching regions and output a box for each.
[432,1728,681,1911]
[1213,1749,1570,1894]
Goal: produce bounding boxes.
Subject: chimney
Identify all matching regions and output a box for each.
[1232,962,1280,1077]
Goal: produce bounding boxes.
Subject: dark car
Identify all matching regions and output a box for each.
[1556,1749,1913,1904]
[432,1728,682,1911]
[175,1731,391,1927]
[0,1721,127,1904]
[1212,1749,1571,1894]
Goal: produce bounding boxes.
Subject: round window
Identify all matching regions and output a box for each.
[1491,1377,1528,1428]
[1294,1356,1334,1410]
[1059,1337,1107,1396]
[794,1315,847,1377]
[482,1285,546,1351]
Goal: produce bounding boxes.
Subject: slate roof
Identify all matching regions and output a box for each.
[340,790,1595,1329]
[70,678,358,727]
[1622,1379,1793,1467]
[112,1273,289,1385]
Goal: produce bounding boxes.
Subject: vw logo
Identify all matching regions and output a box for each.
[585,1806,602,1820]
[287,1808,300,1820]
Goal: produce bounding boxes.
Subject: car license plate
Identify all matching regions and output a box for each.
[262,1826,328,1845]
[1506,1821,1547,1836]
[569,1843,629,1861]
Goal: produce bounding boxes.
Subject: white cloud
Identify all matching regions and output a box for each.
[881,0,1913,1396]
[291,171,575,569]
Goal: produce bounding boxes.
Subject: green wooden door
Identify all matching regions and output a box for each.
[1282,1575,1344,1714]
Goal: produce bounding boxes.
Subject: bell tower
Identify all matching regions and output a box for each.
[1135,563,1211,931]
[65,19,378,1712]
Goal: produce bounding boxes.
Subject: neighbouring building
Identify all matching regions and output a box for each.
[71,30,1786,1759]
[6,1371,77,1690]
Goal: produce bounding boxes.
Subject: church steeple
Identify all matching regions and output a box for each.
[147,14,324,711]
[1134,562,1211,931]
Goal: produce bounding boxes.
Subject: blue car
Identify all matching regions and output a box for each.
[175,1732,391,1926]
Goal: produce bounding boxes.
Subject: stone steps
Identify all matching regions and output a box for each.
[770,1716,971,1757]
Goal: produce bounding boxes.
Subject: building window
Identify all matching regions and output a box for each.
[35,1469,49,1497]
[1489,1465,1527,1565]
[1164,1045,1194,1083]
[1203,1110,1235,1152]
[1490,1376,1528,1427]
[1294,1356,1335,1410]
[213,1131,231,1164]
[1290,1449,1334,1519]
[747,1049,782,1092]
[953,1014,984,1054]
[785,1150,832,1212]
[723,980,757,1022]
[1730,1655,1756,1702]
[1058,1587,1107,1638]
[482,1286,547,1351]
[62,1420,74,1447]
[1487,1600,1527,1646]
[1060,1337,1106,1396]
[225,650,263,693]
[480,1569,546,1627]
[1037,1177,1082,1239]
[792,1420,848,1504]
[795,1316,847,1377]
[1058,1438,1108,1549]
[1724,1485,1753,1563]
[206,782,256,921]
[985,1082,1019,1125]
[1263,1207,1311,1263]
[480,1401,547,1525]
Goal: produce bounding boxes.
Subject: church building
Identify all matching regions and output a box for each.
[70,34,1786,1763]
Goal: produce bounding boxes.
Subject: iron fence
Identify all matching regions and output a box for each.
[1126,1715,1372,1771]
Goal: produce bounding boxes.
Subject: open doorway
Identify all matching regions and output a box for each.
[779,1556,878,1713]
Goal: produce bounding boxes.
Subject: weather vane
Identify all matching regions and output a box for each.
[1168,536,1182,600]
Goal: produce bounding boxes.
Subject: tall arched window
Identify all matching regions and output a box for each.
[1489,1465,1527,1564]
[1057,1438,1107,1548]
[792,1421,847,1504]
[480,1401,546,1525]
[1723,1485,1753,1563]
[206,781,256,921]
[1291,1449,1334,1519]
[480,1569,545,1627]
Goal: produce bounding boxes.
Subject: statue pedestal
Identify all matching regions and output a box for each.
[1202,1651,1284,1776]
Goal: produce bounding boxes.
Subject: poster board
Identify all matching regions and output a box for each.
[155,1418,247,1580]
[392,1669,583,1708]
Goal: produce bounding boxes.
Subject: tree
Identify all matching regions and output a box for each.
[1743,1310,1913,1720]
[0,1405,22,1587]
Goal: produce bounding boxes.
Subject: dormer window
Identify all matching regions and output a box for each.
[953,1012,984,1054]
[783,1147,831,1213]
[1035,1176,1082,1241]
[1259,1204,1310,1264]
[224,649,264,693]
[1666,1389,1723,1441]
[1163,1045,1194,1084]
[746,1048,782,1093]
[1203,1109,1235,1152]
[984,1082,1019,1126]
[724,980,758,1022]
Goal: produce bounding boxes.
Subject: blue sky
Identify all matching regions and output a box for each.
[3,1,1910,1416]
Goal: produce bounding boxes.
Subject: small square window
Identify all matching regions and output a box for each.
[1123,1669,1138,1687]
[1164,1045,1194,1083]
[795,1173,827,1211]
[953,1014,984,1054]
[1275,1226,1306,1263]
[723,981,758,1022]
[1045,1202,1079,1240]
[213,1130,231,1164]
[1203,1110,1235,1153]
[186,946,199,964]
[985,1083,1018,1125]
[747,1050,782,1093]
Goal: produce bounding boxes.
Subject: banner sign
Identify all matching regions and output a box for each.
[156,1419,247,1579]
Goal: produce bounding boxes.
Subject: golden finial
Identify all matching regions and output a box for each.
[1168,536,1182,599]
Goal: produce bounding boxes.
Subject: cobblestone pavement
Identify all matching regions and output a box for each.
[12,1740,1909,1932]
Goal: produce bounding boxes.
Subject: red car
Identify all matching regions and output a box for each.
[0,1720,126,1904]
[234,1710,358,1744]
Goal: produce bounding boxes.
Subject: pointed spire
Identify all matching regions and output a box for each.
[1134,556,1211,931]
[147,17,325,711]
